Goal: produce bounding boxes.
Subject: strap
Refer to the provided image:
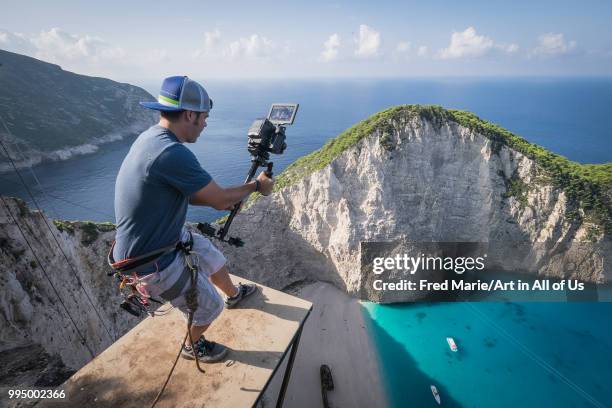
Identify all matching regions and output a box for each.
[159,232,196,302]
[108,241,178,272]
[158,265,192,302]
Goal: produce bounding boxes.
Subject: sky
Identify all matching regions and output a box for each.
[1,0,612,82]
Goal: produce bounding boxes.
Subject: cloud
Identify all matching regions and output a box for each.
[0,29,37,55]
[0,28,126,73]
[439,26,517,59]
[0,28,139,78]
[193,29,222,57]
[281,41,293,56]
[204,29,221,50]
[355,24,381,58]
[225,34,275,59]
[0,27,125,65]
[417,45,428,57]
[587,48,612,58]
[532,33,576,57]
[439,27,493,59]
[320,33,340,62]
[396,41,411,53]
[32,28,125,62]
[498,43,519,54]
[194,31,285,60]
[392,41,412,60]
[145,48,169,63]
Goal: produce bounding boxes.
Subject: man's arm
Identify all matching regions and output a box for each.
[189,180,256,209]
[189,171,274,209]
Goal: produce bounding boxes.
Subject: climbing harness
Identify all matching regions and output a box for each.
[106,232,206,407]
[107,234,194,317]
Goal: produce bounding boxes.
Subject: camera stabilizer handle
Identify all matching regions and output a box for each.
[216,159,273,242]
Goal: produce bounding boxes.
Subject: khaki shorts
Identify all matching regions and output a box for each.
[138,229,226,326]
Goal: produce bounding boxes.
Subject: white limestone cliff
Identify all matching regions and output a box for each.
[218,106,610,301]
[0,198,139,388]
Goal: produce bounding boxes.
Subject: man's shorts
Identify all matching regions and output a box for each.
[137,229,226,326]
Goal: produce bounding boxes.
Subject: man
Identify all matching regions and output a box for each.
[113,75,274,362]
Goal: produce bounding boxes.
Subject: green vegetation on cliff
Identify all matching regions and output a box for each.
[449,108,611,233]
[273,104,611,234]
[53,220,75,234]
[53,220,116,246]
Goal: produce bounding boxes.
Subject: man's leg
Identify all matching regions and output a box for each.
[178,275,228,363]
[210,265,258,308]
[189,323,210,346]
[183,321,227,362]
[210,265,239,297]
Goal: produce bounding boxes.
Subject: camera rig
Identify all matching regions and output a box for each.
[197,103,299,247]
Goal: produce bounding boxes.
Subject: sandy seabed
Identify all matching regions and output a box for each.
[261,281,388,407]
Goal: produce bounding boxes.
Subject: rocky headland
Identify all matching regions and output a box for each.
[0,49,157,172]
[219,105,611,302]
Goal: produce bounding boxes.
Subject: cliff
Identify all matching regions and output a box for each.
[0,197,140,391]
[219,105,611,301]
[0,49,157,172]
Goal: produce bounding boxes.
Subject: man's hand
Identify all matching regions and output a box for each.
[256,171,274,196]
[224,202,243,213]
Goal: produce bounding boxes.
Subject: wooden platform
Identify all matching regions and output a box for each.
[40,276,312,408]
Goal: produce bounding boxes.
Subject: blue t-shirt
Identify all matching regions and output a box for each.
[113,125,212,273]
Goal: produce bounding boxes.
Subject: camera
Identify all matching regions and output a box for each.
[247,103,298,158]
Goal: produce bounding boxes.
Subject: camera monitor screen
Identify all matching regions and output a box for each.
[268,103,299,125]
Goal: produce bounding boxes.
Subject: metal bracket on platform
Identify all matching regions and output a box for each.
[253,306,312,408]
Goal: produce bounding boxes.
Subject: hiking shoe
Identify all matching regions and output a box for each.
[182,336,228,363]
[225,283,258,309]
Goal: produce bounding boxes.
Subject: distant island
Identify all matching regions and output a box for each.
[0,49,157,172]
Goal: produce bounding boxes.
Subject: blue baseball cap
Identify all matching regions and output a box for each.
[140,76,213,112]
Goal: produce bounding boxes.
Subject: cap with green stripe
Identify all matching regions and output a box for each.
[140,75,213,112]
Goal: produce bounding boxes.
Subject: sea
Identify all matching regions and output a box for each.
[362,299,612,408]
[1,78,611,407]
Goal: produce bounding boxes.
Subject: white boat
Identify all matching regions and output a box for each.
[446,337,458,352]
[431,385,441,405]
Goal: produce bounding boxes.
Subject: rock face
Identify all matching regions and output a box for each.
[0,197,140,388]
[219,106,611,301]
[0,49,157,172]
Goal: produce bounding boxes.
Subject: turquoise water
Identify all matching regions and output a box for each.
[363,301,612,407]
